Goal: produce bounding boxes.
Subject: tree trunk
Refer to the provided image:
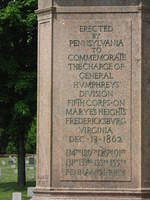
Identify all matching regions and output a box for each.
[17,132,26,187]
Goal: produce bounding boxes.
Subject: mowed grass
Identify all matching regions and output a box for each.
[0,156,36,200]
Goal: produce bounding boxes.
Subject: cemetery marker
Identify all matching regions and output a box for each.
[12,192,22,200]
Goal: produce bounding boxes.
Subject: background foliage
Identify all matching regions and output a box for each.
[0,0,37,154]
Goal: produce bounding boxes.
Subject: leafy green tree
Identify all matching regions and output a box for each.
[0,0,37,187]
[26,116,36,153]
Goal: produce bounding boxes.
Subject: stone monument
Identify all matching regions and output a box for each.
[33,0,150,199]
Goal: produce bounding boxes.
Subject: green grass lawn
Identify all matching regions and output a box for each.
[0,156,36,200]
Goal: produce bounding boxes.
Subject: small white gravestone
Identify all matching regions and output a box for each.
[27,187,35,197]
[11,165,16,169]
[29,157,34,167]
[29,173,34,180]
[29,166,34,170]
[12,157,16,164]
[12,192,22,200]
[8,159,14,166]
[26,159,29,164]
[1,160,6,166]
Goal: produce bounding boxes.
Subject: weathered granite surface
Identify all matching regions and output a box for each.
[33,0,150,199]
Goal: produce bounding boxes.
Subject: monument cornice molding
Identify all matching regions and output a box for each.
[35,7,54,22]
[35,5,142,15]
[35,7,55,15]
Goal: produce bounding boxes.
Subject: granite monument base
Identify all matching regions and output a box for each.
[33,194,150,200]
[32,189,150,200]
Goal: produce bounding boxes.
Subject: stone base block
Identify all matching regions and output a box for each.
[32,198,150,200]
[32,197,150,200]
[32,191,150,200]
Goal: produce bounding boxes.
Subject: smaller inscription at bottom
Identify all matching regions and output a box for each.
[61,147,127,181]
